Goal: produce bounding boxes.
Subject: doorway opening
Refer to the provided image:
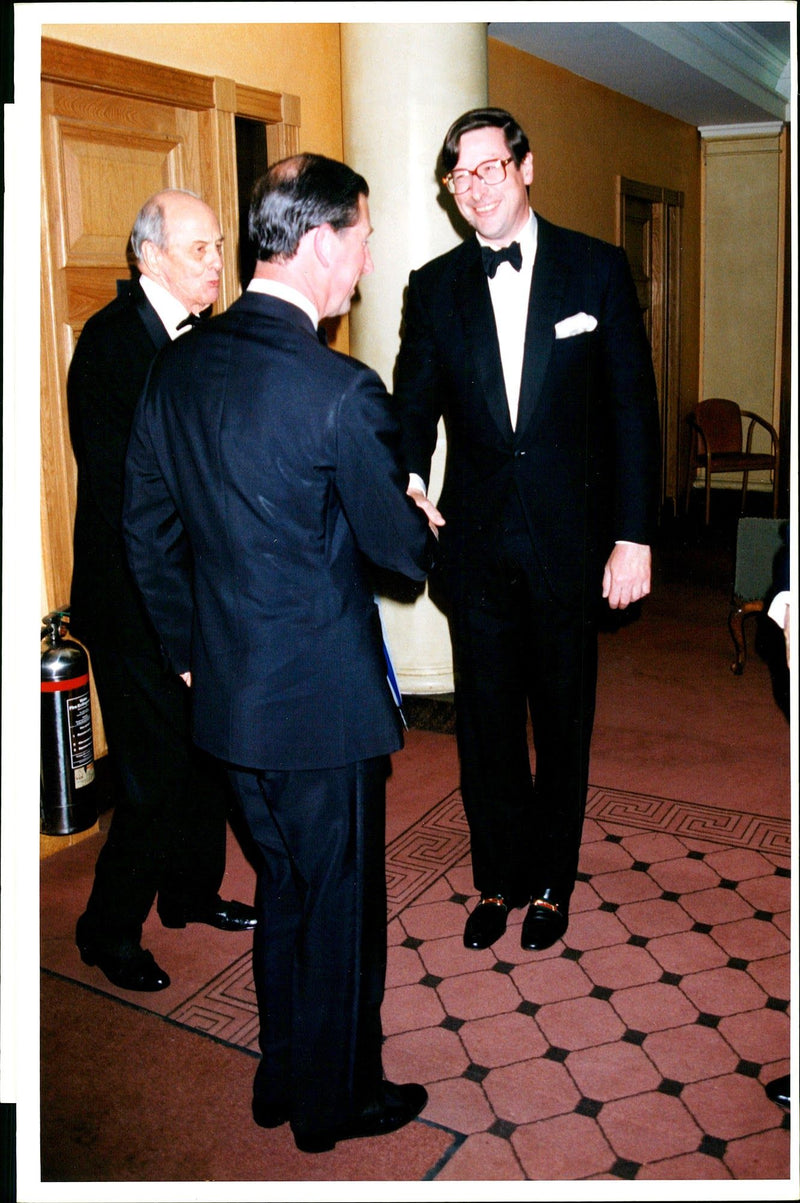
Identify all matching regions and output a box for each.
[619,178,684,519]
[235,115,269,289]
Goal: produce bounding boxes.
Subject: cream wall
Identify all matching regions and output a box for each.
[701,129,786,435]
[488,40,700,243]
[43,21,344,158]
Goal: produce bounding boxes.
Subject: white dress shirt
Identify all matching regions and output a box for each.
[138,273,196,340]
[407,211,537,498]
[768,591,790,629]
[476,210,537,430]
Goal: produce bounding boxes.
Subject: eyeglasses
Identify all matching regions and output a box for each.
[443,157,515,195]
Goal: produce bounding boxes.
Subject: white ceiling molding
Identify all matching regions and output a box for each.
[488,19,793,128]
[622,22,790,120]
[698,122,785,140]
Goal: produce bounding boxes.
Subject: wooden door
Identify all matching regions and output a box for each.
[41,81,217,617]
[619,178,683,519]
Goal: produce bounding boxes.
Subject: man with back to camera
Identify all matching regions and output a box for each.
[394,108,660,954]
[122,155,437,1152]
[69,189,256,994]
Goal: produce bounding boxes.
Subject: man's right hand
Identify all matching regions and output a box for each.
[407,486,445,535]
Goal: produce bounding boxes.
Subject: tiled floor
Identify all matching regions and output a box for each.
[82,780,790,1183]
[377,786,792,1181]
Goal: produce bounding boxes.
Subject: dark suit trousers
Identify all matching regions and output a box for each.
[229,756,389,1136]
[449,522,598,904]
[79,634,228,951]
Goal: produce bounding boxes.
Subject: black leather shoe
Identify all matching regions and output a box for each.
[292,1081,428,1154]
[766,1074,790,1109]
[252,1099,289,1129]
[521,889,569,951]
[159,896,257,932]
[463,895,510,950]
[78,943,170,991]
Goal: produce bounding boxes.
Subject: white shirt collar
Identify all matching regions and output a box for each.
[476,209,537,264]
[247,277,319,330]
[138,273,194,340]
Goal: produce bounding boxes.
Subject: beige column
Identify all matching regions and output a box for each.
[341,22,487,694]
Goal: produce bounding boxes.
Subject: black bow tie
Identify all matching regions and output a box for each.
[481,241,522,278]
[176,313,202,331]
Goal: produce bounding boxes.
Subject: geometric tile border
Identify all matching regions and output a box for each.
[386,787,791,921]
[387,790,470,919]
[168,954,260,1052]
[586,787,791,857]
[169,785,790,1050]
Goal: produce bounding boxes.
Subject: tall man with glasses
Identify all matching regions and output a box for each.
[394,108,660,954]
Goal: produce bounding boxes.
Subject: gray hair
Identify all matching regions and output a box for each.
[248,155,368,262]
[129,188,200,260]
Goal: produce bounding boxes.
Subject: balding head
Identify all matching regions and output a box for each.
[133,189,223,314]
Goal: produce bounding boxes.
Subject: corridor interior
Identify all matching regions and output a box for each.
[34,500,795,1195]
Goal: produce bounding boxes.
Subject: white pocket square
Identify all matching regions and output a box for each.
[554,312,598,339]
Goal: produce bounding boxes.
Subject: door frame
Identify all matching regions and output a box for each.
[618,176,684,518]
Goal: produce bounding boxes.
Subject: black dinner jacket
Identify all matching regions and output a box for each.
[123,291,434,772]
[68,278,171,644]
[394,214,661,604]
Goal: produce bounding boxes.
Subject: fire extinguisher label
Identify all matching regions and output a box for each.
[67,691,94,770]
[74,763,96,788]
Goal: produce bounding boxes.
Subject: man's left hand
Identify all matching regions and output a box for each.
[603,543,651,610]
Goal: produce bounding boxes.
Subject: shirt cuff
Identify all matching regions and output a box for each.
[768,590,790,628]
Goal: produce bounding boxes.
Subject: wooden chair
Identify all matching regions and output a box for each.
[685,397,779,525]
[728,516,786,674]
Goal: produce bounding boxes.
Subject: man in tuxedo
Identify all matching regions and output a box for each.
[395,108,660,954]
[69,190,256,994]
[123,155,435,1152]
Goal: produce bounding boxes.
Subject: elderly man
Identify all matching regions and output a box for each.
[123,156,435,1152]
[69,190,256,995]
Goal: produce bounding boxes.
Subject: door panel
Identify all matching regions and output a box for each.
[43,85,204,337]
[60,129,182,260]
[65,267,135,330]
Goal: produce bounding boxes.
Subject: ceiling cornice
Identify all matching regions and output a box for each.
[698,121,785,140]
[488,17,792,127]
[621,22,790,120]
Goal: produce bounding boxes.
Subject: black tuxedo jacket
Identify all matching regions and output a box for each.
[123,291,434,773]
[68,278,170,644]
[394,214,661,605]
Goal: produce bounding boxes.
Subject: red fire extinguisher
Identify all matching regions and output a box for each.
[40,610,98,836]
